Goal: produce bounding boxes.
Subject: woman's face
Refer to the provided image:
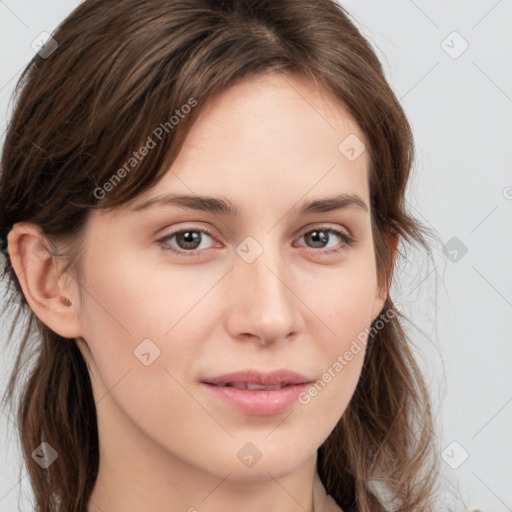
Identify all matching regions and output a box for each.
[74,72,386,481]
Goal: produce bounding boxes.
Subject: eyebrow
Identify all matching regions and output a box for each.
[132,192,369,216]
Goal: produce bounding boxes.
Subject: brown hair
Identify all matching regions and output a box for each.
[0,0,440,510]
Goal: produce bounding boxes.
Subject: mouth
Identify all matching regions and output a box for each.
[200,369,313,416]
[201,368,312,388]
[207,382,293,390]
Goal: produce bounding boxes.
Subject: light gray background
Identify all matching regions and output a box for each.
[1,1,511,511]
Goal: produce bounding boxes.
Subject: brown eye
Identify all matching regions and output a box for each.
[158,228,217,256]
[174,230,203,250]
[296,227,355,254]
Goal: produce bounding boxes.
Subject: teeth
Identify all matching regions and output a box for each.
[219,382,287,390]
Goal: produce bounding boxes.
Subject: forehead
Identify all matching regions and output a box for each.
[121,71,371,223]
[181,71,365,157]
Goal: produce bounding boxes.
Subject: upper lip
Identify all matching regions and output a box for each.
[202,369,312,387]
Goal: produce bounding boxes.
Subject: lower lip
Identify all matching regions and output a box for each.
[201,383,309,416]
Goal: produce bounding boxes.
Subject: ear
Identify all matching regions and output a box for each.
[7,222,84,339]
[371,230,400,320]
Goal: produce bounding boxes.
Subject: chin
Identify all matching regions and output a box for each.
[215,439,314,482]
[223,461,305,483]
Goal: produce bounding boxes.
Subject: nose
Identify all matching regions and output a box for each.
[225,242,302,346]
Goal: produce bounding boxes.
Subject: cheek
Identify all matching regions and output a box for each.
[81,246,188,339]
[78,252,166,383]
[301,253,379,342]
[77,254,205,446]
[297,293,372,441]
[295,254,378,405]
[78,248,216,396]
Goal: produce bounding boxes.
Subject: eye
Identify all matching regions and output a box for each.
[295,226,355,255]
[156,225,355,258]
[157,227,218,256]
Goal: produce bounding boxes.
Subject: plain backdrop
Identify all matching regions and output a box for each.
[1,1,511,511]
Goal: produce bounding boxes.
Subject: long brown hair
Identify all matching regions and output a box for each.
[0,0,440,510]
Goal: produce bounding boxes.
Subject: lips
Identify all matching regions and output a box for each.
[212,382,288,390]
[202,369,312,388]
[200,369,314,415]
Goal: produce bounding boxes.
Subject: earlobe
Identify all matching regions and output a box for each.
[7,222,83,339]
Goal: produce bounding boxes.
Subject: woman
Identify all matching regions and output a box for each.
[0,0,439,511]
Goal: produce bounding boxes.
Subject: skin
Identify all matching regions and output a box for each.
[8,71,397,512]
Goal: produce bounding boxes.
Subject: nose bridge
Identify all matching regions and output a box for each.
[228,237,299,342]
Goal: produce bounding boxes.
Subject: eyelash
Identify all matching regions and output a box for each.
[157,225,356,257]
